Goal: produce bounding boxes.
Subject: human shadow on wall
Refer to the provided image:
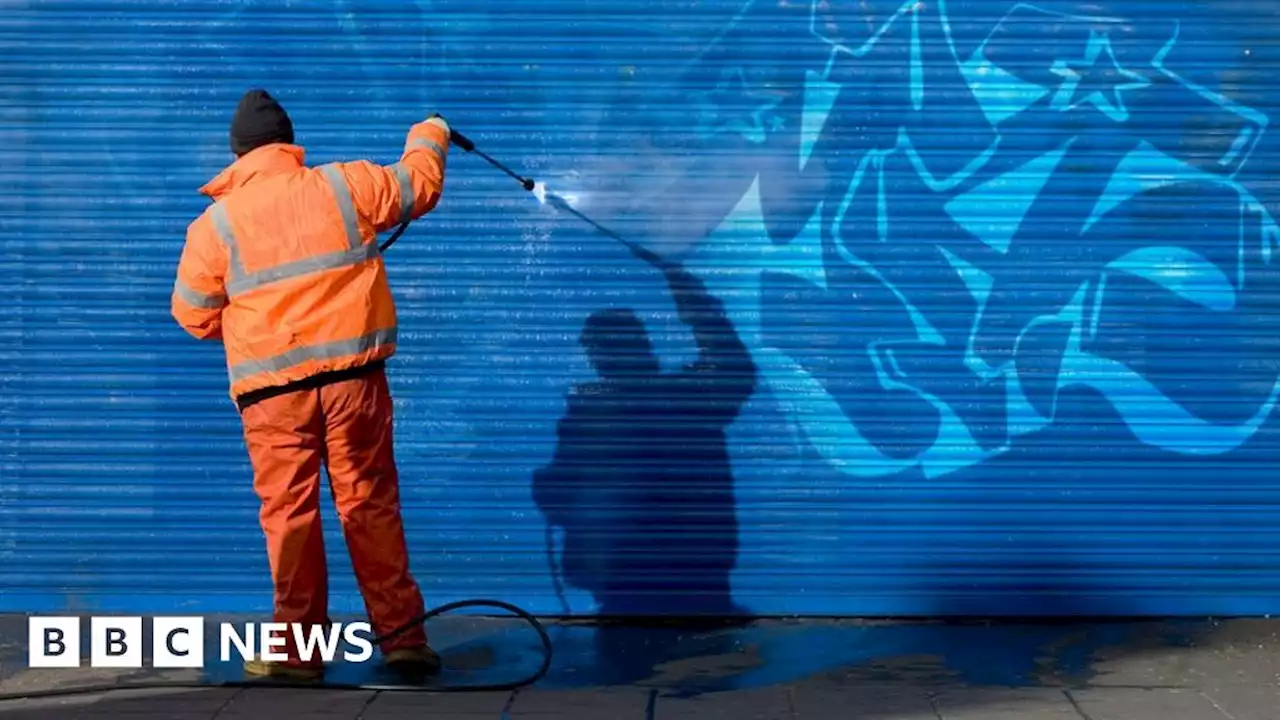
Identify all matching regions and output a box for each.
[532,264,758,620]
[511,381,1279,694]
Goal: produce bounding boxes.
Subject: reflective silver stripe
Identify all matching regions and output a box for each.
[319,164,363,250]
[174,280,227,310]
[389,162,415,224]
[228,327,397,383]
[408,138,446,161]
[210,203,244,280]
[225,242,379,297]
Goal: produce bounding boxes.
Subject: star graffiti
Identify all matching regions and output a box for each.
[694,67,785,144]
[1049,30,1151,123]
[685,1,1278,478]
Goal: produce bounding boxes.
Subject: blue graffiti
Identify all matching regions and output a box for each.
[36,0,1278,617]
[1048,30,1150,123]
[695,67,785,143]
[667,0,1280,478]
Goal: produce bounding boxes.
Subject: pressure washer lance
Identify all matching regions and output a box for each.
[380,124,671,273]
[380,125,530,253]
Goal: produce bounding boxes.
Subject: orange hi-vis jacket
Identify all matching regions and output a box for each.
[172,119,449,402]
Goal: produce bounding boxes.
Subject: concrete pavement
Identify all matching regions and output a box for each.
[0,683,1274,719]
[0,618,1275,718]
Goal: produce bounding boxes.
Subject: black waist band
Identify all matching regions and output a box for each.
[235,360,386,412]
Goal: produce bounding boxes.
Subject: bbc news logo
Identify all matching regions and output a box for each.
[28,617,375,668]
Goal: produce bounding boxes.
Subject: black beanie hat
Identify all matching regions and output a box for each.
[229,89,294,156]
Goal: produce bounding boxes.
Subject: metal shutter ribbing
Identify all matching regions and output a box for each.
[1,0,1278,617]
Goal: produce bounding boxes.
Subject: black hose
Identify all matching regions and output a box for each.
[544,524,572,616]
[0,599,553,700]
[379,221,410,253]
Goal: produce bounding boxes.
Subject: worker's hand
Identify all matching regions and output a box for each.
[426,113,450,136]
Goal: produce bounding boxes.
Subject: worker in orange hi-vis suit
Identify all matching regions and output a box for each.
[171,89,449,681]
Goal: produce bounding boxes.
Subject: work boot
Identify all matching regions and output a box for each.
[383,646,442,676]
[243,657,324,682]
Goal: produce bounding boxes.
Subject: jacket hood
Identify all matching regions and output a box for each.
[200,143,306,201]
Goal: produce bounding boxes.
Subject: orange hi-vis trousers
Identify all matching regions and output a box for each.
[240,366,426,666]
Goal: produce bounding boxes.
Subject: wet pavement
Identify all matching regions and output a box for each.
[0,616,1276,718]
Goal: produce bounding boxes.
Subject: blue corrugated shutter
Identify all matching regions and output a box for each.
[2,0,1279,617]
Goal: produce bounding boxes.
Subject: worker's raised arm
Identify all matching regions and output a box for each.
[667,266,757,416]
[171,211,230,340]
[336,116,451,235]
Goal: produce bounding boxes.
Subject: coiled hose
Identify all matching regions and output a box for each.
[0,599,553,700]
